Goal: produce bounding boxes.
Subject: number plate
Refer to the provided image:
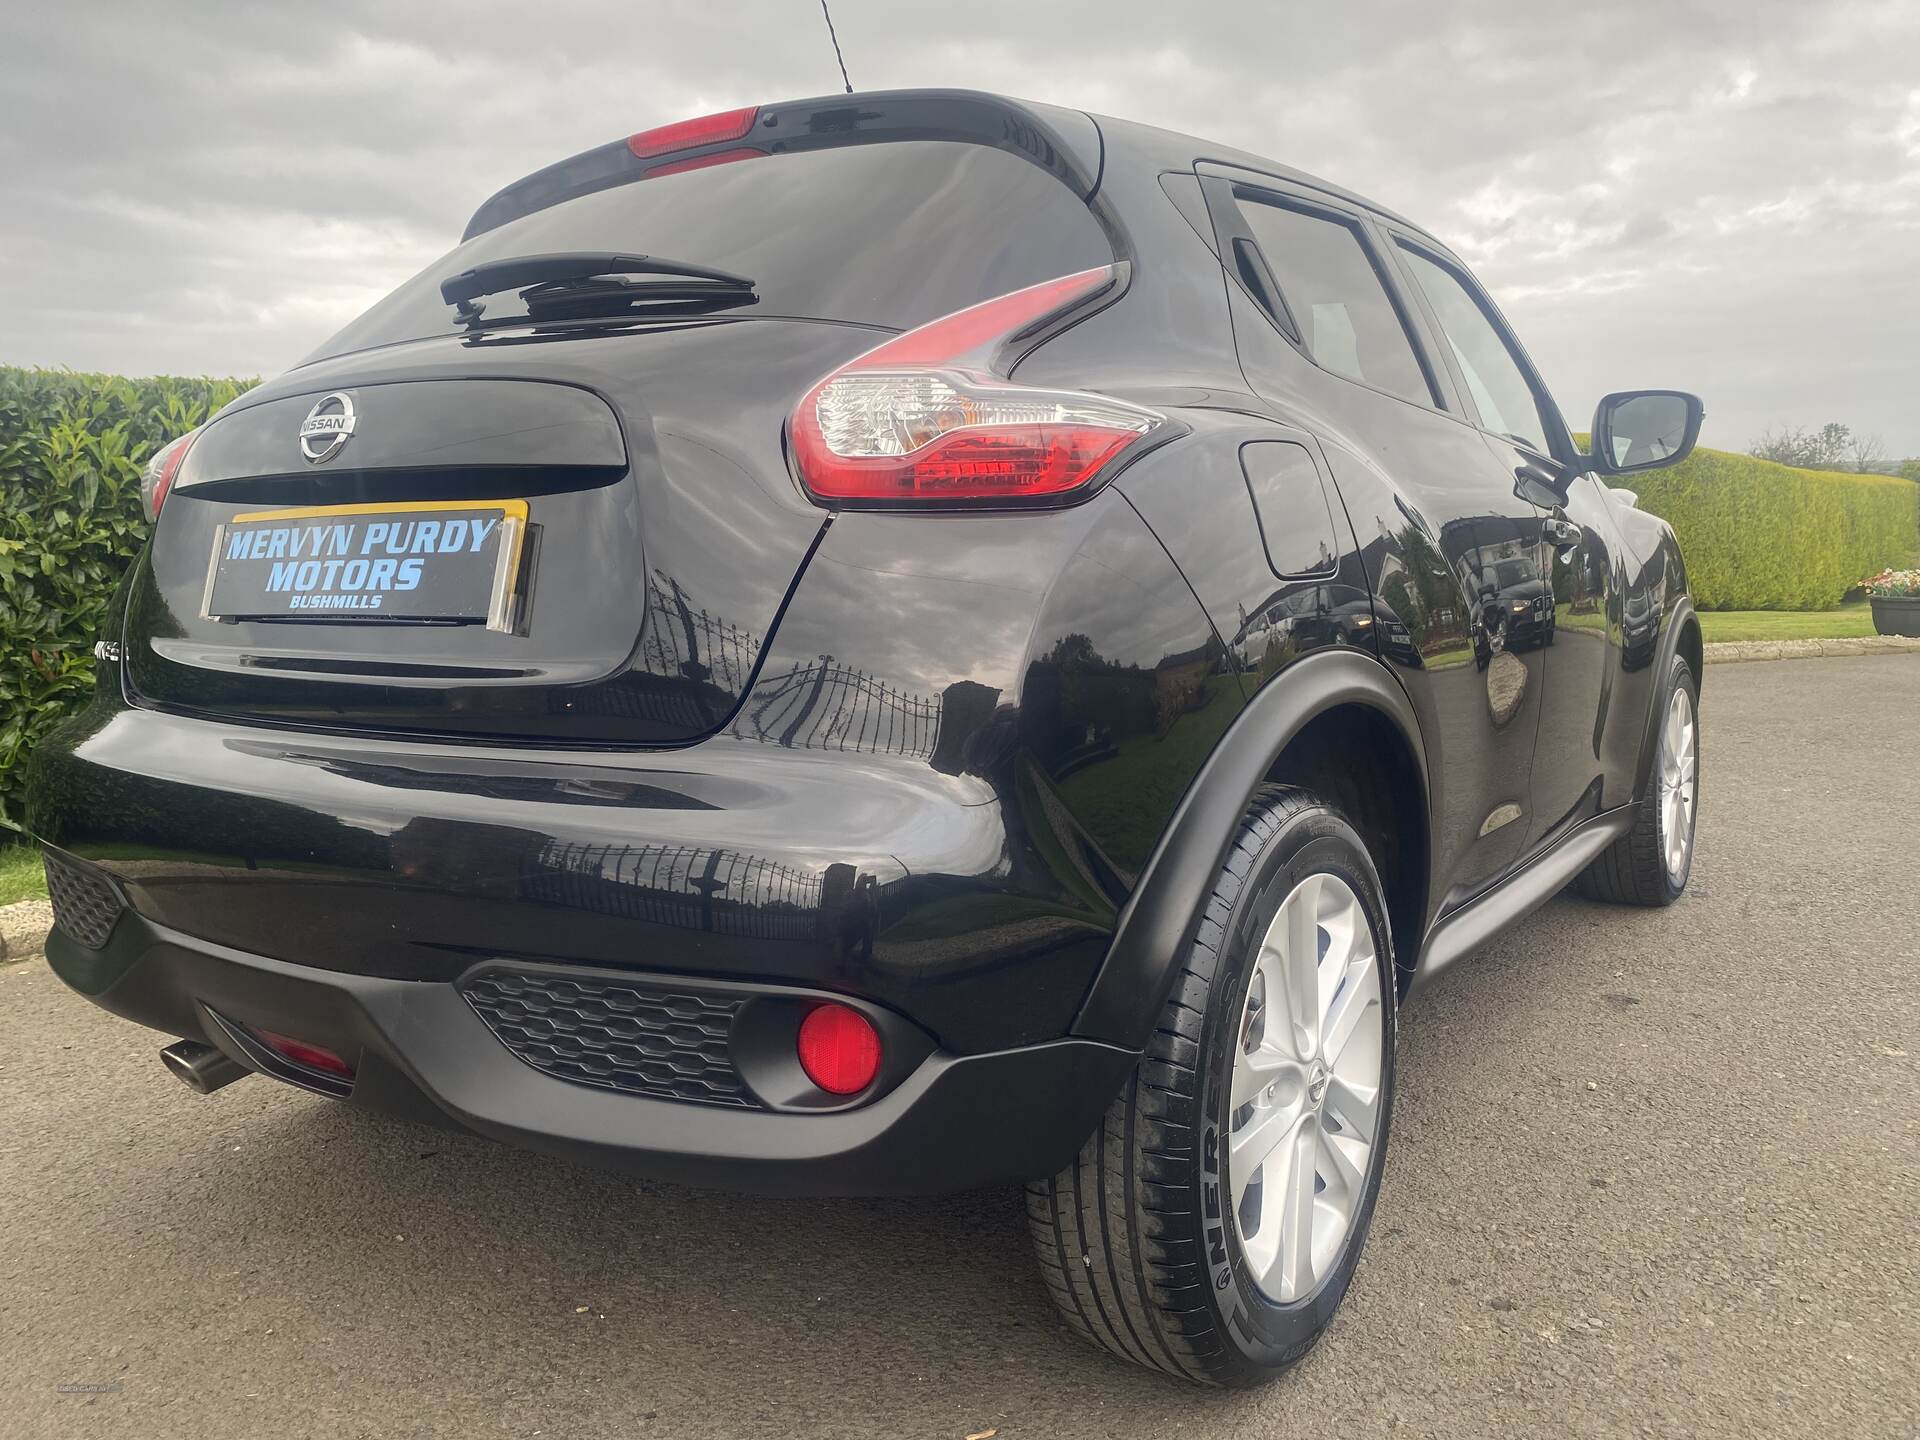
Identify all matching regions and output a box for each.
[202,500,529,630]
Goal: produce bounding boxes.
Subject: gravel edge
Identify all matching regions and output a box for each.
[0,899,52,962]
[1704,635,1920,664]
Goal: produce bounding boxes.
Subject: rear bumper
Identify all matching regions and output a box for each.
[25,700,1119,1055]
[47,908,1135,1196]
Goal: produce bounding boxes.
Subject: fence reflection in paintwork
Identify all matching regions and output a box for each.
[530,840,826,940]
[642,570,761,696]
[730,656,943,759]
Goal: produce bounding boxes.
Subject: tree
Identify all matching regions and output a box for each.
[1749,422,1890,474]
[1849,431,1886,473]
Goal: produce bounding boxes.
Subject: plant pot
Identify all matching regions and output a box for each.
[1869,595,1920,637]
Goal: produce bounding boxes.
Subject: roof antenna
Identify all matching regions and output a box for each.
[820,0,854,94]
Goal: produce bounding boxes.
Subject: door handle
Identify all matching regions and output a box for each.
[1544,515,1582,549]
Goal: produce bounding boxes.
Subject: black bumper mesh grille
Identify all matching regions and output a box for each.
[42,851,124,950]
[460,970,755,1108]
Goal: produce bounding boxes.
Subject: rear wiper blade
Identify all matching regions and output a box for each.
[441,253,754,307]
[503,274,758,326]
[440,252,757,327]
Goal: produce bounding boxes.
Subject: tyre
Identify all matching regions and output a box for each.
[1027,785,1397,1385]
[1576,653,1699,906]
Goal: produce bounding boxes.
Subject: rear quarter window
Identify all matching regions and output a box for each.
[1235,196,1434,407]
[312,142,1114,360]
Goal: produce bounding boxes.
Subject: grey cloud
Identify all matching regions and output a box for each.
[2,0,1915,452]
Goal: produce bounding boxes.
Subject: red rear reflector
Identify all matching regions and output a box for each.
[255,1028,355,1080]
[789,267,1164,506]
[796,1004,882,1096]
[641,146,766,180]
[627,106,759,160]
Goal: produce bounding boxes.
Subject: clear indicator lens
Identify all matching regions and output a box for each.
[813,371,1152,459]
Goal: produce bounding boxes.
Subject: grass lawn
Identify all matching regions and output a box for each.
[1697,602,1876,643]
[1,844,47,905]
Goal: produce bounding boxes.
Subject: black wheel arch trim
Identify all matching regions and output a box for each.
[1070,647,1428,1050]
[1634,594,1699,799]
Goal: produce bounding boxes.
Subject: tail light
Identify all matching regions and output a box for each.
[139,427,201,521]
[789,266,1164,506]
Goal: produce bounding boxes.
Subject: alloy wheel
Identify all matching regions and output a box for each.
[1227,872,1384,1304]
[1660,685,1698,883]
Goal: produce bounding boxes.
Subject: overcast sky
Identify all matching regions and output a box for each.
[3,0,1915,455]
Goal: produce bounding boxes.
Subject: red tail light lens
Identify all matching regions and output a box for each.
[627,106,759,159]
[796,1003,882,1096]
[254,1028,355,1080]
[789,267,1163,506]
[140,427,200,521]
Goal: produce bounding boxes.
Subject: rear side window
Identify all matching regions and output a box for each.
[1395,245,1551,456]
[312,142,1113,360]
[1236,198,1433,406]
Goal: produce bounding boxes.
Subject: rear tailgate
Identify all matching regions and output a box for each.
[124,96,1116,745]
[127,322,868,743]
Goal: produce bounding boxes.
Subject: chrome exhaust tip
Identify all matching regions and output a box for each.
[160,1040,248,1095]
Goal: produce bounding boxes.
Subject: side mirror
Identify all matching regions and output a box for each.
[1590,390,1703,474]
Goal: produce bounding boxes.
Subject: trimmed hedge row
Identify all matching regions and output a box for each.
[1,366,255,824]
[1630,446,1920,611]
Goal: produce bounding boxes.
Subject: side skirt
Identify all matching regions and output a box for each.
[1407,806,1634,995]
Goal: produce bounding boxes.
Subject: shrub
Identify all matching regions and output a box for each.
[1629,446,1919,611]
[0,366,255,825]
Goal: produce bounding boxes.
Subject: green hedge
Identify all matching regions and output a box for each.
[1,367,255,825]
[1628,446,1919,611]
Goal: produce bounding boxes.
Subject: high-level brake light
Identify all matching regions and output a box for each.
[627,107,760,159]
[789,266,1164,506]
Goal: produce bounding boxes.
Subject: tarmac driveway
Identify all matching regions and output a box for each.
[2,654,1915,1438]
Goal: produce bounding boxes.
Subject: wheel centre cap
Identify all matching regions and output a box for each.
[1307,1062,1330,1106]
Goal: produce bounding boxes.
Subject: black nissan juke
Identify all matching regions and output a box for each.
[25,90,1706,1385]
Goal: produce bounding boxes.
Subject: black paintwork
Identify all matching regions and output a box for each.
[126,329,851,743]
[25,89,1701,1193]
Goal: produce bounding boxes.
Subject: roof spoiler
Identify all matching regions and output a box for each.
[462,89,1101,241]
